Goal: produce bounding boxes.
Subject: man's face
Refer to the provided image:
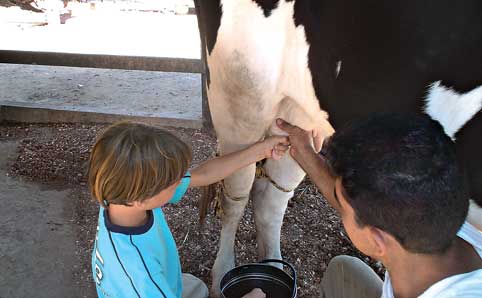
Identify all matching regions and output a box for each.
[335,178,380,258]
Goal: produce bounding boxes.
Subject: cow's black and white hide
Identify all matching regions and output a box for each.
[194,1,482,296]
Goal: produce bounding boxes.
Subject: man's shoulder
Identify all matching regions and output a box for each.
[420,269,482,298]
[381,222,482,298]
[420,222,482,297]
[457,222,482,258]
[382,269,482,298]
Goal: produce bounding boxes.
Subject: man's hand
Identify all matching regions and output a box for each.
[277,118,340,211]
[241,288,266,298]
[276,119,316,160]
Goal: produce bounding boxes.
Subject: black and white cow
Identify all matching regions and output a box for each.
[194,1,482,295]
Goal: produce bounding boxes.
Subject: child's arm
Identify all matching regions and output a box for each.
[189,136,289,188]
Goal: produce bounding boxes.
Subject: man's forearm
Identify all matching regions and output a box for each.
[294,150,340,212]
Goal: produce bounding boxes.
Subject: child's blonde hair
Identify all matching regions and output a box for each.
[87,121,192,207]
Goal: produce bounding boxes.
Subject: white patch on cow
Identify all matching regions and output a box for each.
[424,81,482,139]
[207,0,330,141]
[335,60,342,78]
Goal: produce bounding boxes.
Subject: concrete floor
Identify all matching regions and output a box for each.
[0,63,203,128]
[0,141,87,298]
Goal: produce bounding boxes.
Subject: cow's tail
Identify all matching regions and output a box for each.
[199,181,225,224]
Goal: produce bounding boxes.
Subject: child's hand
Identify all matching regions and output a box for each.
[276,118,316,159]
[261,135,290,160]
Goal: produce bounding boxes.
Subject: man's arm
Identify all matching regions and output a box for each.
[277,119,341,212]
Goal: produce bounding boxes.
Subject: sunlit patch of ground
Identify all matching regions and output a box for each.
[0,1,200,58]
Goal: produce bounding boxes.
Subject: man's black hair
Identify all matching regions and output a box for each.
[324,113,469,254]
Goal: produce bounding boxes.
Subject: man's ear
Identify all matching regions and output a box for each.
[368,227,389,258]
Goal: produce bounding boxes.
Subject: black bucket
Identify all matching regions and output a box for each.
[220,259,297,298]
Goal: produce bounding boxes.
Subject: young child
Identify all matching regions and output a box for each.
[88,121,289,298]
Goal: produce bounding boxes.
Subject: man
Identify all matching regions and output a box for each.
[277,113,482,298]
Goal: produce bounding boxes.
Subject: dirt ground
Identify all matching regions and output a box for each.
[1,122,384,298]
[0,139,80,298]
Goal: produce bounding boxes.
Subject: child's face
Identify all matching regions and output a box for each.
[138,180,181,210]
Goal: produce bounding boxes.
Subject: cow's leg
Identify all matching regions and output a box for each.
[252,151,306,263]
[211,142,256,297]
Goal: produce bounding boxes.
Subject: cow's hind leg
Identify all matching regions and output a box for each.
[211,143,256,297]
[252,152,306,264]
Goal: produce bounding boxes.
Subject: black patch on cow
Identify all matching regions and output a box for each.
[290,0,482,205]
[439,80,481,95]
[194,0,223,87]
[252,0,280,17]
[455,111,482,207]
[195,0,222,55]
[291,0,482,129]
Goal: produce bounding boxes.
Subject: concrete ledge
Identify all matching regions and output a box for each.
[0,103,203,129]
[0,50,203,73]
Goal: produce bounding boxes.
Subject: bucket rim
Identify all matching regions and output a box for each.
[220,259,297,298]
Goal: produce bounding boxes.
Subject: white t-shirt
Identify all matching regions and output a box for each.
[381,221,482,298]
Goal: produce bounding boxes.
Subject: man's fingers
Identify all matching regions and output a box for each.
[290,146,297,157]
[313,131,323,153]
